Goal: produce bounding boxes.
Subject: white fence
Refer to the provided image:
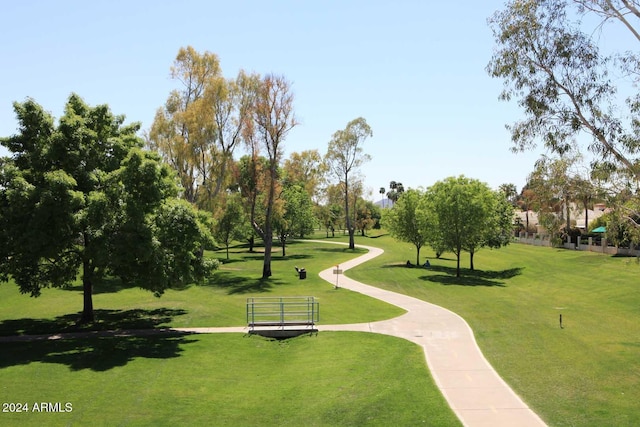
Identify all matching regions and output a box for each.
[516,232,640,256]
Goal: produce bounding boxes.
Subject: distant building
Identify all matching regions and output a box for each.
[514,203,609,233]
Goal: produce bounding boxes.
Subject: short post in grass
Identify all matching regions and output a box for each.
[333,265,342,289]
[559,313,563,329]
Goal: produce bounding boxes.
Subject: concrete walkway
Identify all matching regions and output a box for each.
[314,241,547,427]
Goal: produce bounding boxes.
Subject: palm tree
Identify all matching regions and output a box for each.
[386,181,404,204]
[379,187,386,208]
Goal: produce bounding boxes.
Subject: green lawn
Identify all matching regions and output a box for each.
[0,333,459,427]
[0,237,460,426]
[347,233,640,427]
[3,232,639,426]
[0,240,404,336]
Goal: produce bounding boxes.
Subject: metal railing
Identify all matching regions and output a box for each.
[246,296,319,330]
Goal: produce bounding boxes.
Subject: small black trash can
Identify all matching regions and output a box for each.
[298,268,306,279]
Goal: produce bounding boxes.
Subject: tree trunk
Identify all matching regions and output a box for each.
[262,241,272,278]
[416,246,421,266]
[344,174,355,250]
[261,159,276,279]
[348,227,355,249]
[80,258,94,324]
[455,252,461,277]
[584,205,589,231]
[565,197,571,232]
[470,250,475,271]
[248,236,255,252]
[281,237,286,257]
[262,218,273,279]
[226,243,230,260]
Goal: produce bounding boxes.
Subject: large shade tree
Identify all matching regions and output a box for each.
[423,176,509,276]
[0,95,216,323]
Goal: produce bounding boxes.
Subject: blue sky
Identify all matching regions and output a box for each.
[1,0,546,199]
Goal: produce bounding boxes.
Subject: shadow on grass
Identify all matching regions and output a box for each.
[420,265,523,287]
[0,308,188,337]
[0,333,198,371]
[367,233,388,239]
[425,256,457,261]
[240,253,312,262]
[62,276,141,295]
[202,271,289,295]
[218,258,247,265]
[383,262,522,287]
[315,247,366,254]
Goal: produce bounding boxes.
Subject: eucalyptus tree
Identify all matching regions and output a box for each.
[251,74,297,278]
[282,149,327,204]
[149,46,258,209]
[325,117,373,249]
[488,0,640,183]
[527,153,582,241]
[0,95,216,323]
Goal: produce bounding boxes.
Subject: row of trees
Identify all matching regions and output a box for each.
[383,176,513,277]
[0,47,378,321]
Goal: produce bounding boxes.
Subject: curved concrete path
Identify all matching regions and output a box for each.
[314,241,547,427]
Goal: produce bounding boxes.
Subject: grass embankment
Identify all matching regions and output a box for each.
[0,237,460,427]
[348,233,640,427]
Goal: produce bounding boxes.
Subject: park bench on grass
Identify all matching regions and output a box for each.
[246,296,319,338]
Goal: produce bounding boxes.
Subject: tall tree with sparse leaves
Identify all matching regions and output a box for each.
[488,0,640,183]
[325,117,372,249]
[251,74,297,278]
[149,46,258,210]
